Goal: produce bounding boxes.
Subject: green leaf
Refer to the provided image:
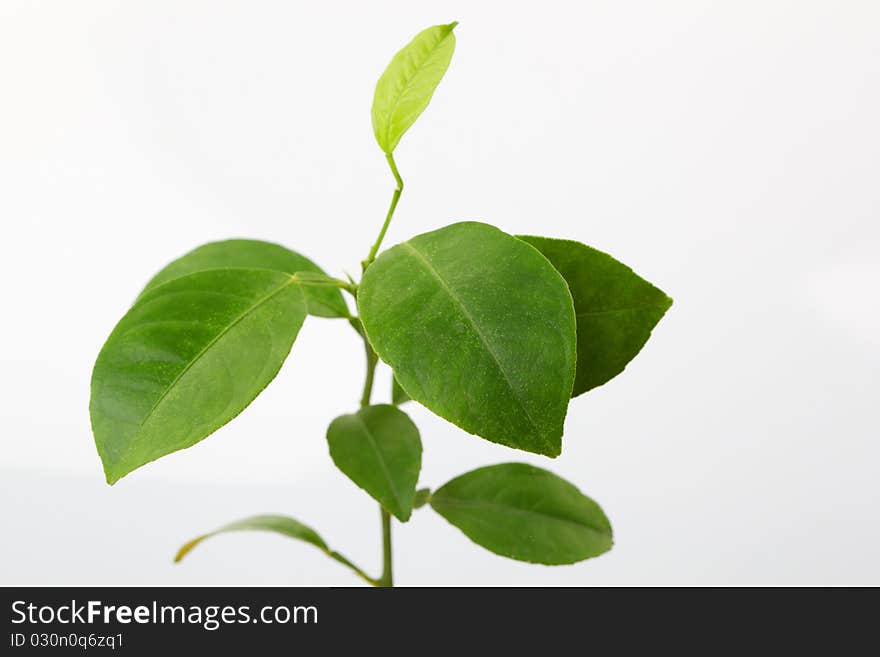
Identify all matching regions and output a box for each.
[358,222,576,457]
[391,375,411,405]
[430,463,613,565]
[90,269,307,484]
[518,236,672,396]
[174,514,375,585]
[139,239,349,319]
[372,22,458,153]
[326,404,422,521]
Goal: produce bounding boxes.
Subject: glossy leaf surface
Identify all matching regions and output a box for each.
[519,236,672,396]
[91,269,307,483]
[140,239,349,318]
[431,463,612,564]
[326,404,422,521]
[358,222,576,457]
[372,22,457,153]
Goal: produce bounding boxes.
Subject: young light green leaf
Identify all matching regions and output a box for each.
[139,239,349,318]
[431,463,613,565]
[90,269,307,484]
[358,222,576,457]
[372,22,458,153]
[174,514,375,585]
[326,404,422,521]
[518,235,672,396]
[391,375,411,405]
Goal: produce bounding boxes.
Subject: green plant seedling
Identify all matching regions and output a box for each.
[90,22,672,586]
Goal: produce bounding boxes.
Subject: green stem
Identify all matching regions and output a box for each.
[291,272,357,295]
[353,317,393,586]
[363,153,404,271]
[359,335,378,410]
[350,152,403,587]
[379,508,393,587]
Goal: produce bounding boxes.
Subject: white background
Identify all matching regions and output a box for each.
[1,1,878,585]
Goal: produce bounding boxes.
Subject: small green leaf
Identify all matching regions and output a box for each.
[391,375,411,405]
[175,514,375,584]
[431,463,613,565]
[139,239,349,318]
[326,404,422,521]
[358,222,576,457]
[90,269,307,484]
[518,236,672,396]
[372,22,458,153]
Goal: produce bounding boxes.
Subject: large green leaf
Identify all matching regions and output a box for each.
[90,269,307,484]
[326,404,421,521]
[358,222,576,457]
[139,239,349,318]
[372,22,457,153]
[174,514,374,584]
[430,463,613,565]
[519,236,672,396]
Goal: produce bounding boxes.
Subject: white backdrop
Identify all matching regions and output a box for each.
[1,1,878,585]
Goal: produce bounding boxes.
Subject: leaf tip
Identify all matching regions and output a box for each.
[101,456,137,485]
[101,461,122,486]
[93,427,124,485]
[173,537,203,564]
[541,439,563,459]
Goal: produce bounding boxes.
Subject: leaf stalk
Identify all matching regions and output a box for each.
[363,152,404,271]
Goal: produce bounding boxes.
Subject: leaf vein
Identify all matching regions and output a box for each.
[132,276,301,438]
[381,29,454,149]
[434,497,607,536]
[399,241,544,441]
[352,413,405,513]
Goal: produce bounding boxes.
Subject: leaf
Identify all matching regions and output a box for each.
[391,375,411,405]
[139,239,349,319]
[90,269,307,484]
[174,514,375,584]
[372,22,458,153]
[326,404,422,521]
[358,221,576,457]
[430,463,613,565]
[518,236,672,396]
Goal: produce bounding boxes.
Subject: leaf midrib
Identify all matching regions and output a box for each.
[399,242,544,442]
[132,275,301,437]
[432,496,608,537]
[352,413,406,515]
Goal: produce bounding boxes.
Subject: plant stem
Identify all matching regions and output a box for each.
[354,152,403,587]
[290,272,356,294]
[363,152,404,270]
[359,336,378,410]
[354,318,393,586]
[379,508,393,587]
